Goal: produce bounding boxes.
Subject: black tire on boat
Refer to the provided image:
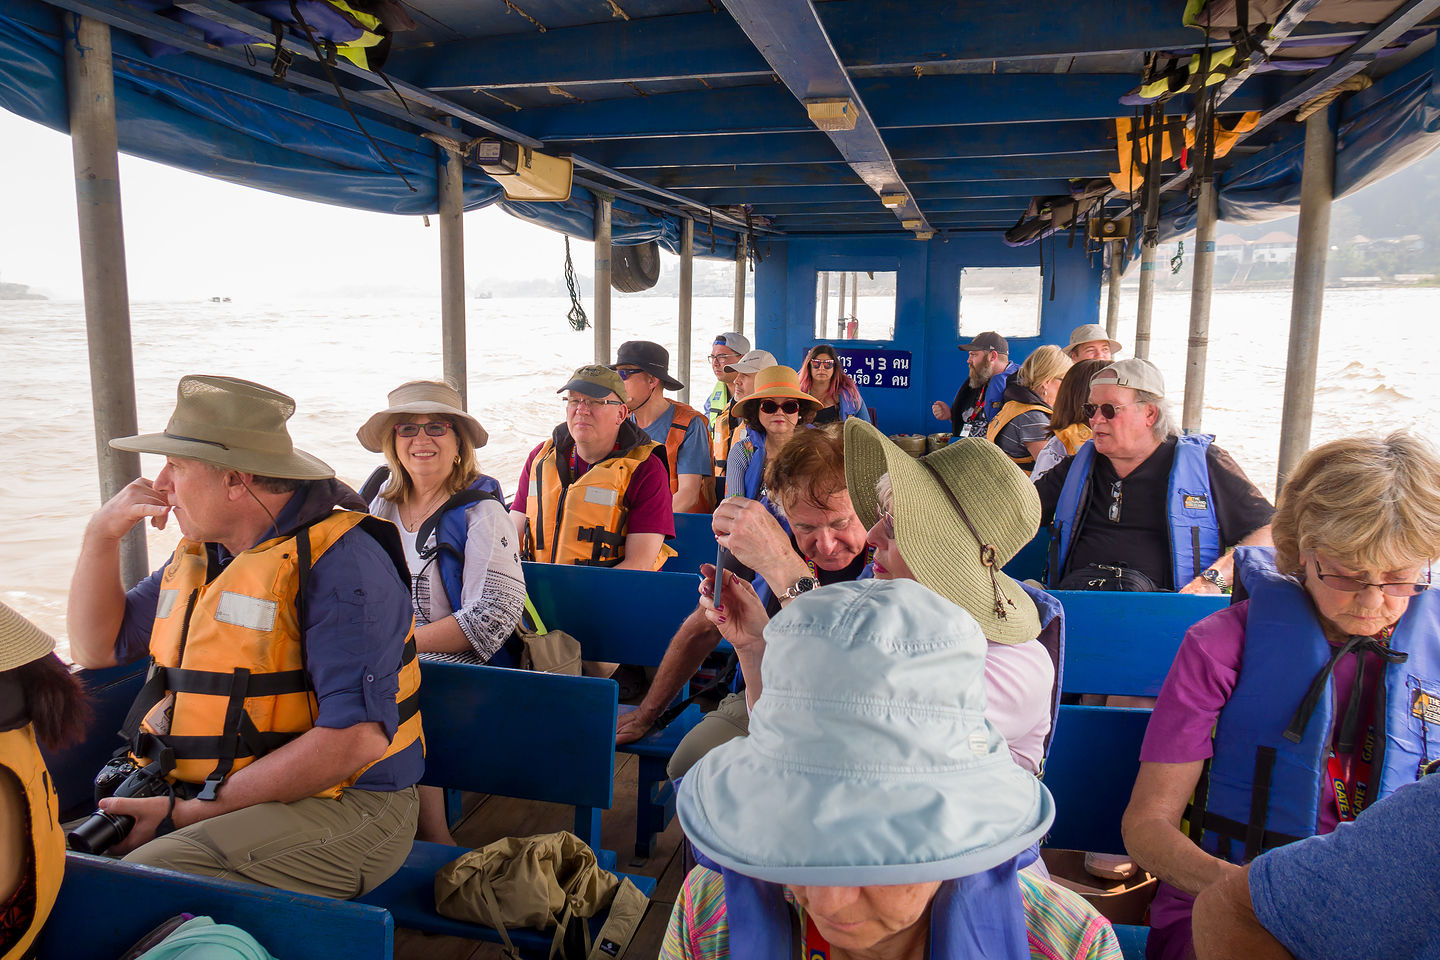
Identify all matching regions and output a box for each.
[611,240,662,292]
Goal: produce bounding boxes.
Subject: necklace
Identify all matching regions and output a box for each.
[401,488,447,532]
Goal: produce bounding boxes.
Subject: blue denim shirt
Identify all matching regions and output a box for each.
[115,482,422,791]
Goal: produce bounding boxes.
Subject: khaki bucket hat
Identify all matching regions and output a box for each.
[111,375,334,480]
[0,602,56,673]
[1066,323,1123,357]
[357,380,488,453]
[844,418,1042,644]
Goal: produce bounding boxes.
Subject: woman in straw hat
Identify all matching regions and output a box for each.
[1,604,90,960]
[702,419,1060,776]
[797,343,866,425]
[726,366,821,506]
[667,579,1120,960]
[358,380,526,842]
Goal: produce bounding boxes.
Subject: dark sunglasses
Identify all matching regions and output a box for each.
[809,358,835,369]
[1312,558,1432,598]
[1108,480,1122,523]
[395,421,453,438]
[614,367,646,381]
[1083,401,1142,421]
[759,399,801,415]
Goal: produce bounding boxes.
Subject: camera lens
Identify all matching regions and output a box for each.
[67,810,133,854]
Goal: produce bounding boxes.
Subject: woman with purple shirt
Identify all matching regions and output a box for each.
[1120,432,1440,960]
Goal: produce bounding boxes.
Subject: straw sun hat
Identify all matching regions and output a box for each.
[357,380,489,453]
[0,602,56,673]
[844,417,1042,645]
[679,579,1055,885]
[734,366,820,424]
[112,375,334,480]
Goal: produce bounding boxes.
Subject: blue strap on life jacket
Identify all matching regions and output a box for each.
[1195,546,1440,863]
[980,363,1017,424]
[1049,436,1220,589]
[690,847,1028,960]
[742,428,768,501]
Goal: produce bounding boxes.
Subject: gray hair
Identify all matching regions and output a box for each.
[1137,391,1180,442]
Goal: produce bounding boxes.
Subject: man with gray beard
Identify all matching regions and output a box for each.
[930,331,1018,437]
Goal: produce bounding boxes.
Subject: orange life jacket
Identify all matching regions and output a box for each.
[986,401,1051,474]
[129,511,423,799]
[0,723,63,960]
[659,400,715,512]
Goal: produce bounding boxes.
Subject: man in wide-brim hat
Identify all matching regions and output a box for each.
[610,340,715,514]
[67,375,423,899]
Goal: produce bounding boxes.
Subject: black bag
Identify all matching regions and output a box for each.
[1057,563,1159,592]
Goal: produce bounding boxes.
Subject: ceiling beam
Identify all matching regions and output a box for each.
[687,178,1079,205]
[387,1,1410,91]
[637,152,1113,189]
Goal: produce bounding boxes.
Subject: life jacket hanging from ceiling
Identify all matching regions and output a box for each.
[1108,111,1259,195]
[134,0,402,71]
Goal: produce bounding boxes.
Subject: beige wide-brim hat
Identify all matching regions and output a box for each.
[0,602,56,673]
[357,380,489,453]
[1067,323,1123,357]
[735,366,821,423]
[845,418,1042,645]
[112,375,334,480]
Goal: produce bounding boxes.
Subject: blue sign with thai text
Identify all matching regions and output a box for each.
[834,348,912,389]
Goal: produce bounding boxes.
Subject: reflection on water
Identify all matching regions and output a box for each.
[2,288,1437,649]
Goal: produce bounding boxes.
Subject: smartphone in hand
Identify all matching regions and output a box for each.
[715,542,730,611]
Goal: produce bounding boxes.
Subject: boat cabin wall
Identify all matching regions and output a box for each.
[753,234,1103,434]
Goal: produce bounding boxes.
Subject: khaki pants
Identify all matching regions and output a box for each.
[667,692,751,780]
[124,785,418,899]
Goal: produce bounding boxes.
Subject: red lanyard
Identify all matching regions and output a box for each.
[803,916,829,960]
[804,546,876,581]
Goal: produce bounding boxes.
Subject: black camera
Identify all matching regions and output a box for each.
[67,757,170,854]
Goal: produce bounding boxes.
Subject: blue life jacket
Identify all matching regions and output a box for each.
[979,362,1017,427]
[690,849,1029,960]
[363,468,517,668]
[1189,546,1440,863]
[1048,435,1220,589]
[741,426,768,501]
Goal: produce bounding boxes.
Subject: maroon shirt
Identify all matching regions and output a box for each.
[513,440,675,539]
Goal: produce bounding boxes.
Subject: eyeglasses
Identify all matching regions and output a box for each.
[564,397,626,411]
[1084,401,1143,421]
[759,399,801,415]
[614,367,645,381]
[809,358,835,369]
[394,421,453,438]
[874,505,896,539]
[710,352,741,364]
[1312,558,1432,597]
[1108,480,1123,523]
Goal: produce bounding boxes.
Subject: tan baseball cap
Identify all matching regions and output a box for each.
[1091,358,1165,397]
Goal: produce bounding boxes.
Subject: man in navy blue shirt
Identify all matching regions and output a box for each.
[68,375,421,898]
[1192,773,1440,959]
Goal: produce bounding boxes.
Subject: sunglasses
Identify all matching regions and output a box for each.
[1083,401,1142,421]
[1108,480,1123,523]
[614,367,646,381]
[809,358,835,369]
[394,421,453,438]
[759,399,801,415]
[1312,558,1432,597]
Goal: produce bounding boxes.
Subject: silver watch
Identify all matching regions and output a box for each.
[1201,567,1227,590]
[780,576,820,600]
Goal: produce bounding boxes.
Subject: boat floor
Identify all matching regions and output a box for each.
[394,750,685,960]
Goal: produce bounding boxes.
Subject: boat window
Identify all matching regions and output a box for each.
[813,271,897,341]
[958,267,1042,338]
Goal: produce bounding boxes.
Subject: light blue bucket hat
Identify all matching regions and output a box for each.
[678,579,1055,886]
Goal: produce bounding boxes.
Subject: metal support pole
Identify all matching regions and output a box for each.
[437,140,467,405]
[1182,177,1218,432]
[836,271,848,320]
[1134,106,1163,361]
[1277,110,1336,490]
[678,218,694,405]
[1105,246,1123,339]
[1134,243,1156,360]
[594,196,612,364]
[732,234,747,335]
[819,271,830,332]
[65,15,147,587]
[850,271,858,320]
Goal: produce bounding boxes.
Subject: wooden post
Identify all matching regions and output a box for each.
[1182,177,1217,432]
[732,234,747,335]
[1105,247,1123,340]
[65,15,147,586]
[850,271,858,320]
[1134,106,1163,361]
[678,219,694,405]
[594,196,612,364]
[1277,110,1335,490]
[437,140,467,405]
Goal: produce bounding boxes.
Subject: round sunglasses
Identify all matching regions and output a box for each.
[759,399,801,415]
[1083,401,1142,420]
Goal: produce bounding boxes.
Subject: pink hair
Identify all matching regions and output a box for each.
[798,344,861,409]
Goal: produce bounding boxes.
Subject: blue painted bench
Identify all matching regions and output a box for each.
[1002,527,1050,584]
[39,852,393,960]
[358,660,657,953]
[523,561,707,858]
[1054,590,1227,697]
[670,510,717,575]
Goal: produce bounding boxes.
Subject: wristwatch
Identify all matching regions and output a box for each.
[780,576,820,601]
[1201,567,1227,590]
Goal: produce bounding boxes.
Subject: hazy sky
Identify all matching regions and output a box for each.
[0,109,599,301]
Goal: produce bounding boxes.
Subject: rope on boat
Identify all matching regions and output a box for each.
[564,236,589,331]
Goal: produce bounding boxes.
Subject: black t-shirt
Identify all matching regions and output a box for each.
[812,404,842,425]
[1034,438,1275,590]
[950,381,983,435]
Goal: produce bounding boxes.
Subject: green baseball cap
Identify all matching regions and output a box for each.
[557,365,626,401]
